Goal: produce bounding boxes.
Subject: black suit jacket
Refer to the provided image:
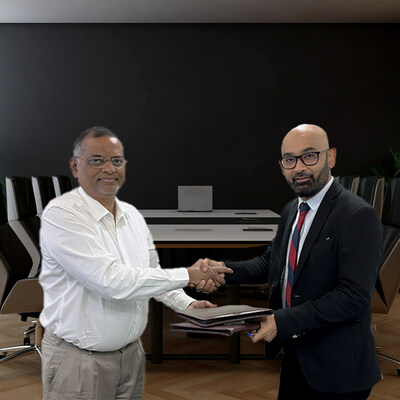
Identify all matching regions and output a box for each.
[225,181,382,393]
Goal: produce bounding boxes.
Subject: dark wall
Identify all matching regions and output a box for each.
[0,24,399,213]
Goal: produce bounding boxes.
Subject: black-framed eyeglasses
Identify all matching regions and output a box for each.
[280,149,330,170]
[76,156,127,169]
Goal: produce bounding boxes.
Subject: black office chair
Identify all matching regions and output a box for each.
[32,176,56,215]
[52,175,72,197]
[371,177,400,375]
[357,176,385,220]
[0,186,43,364]
[6,177,41,277]
[339,175,360,194]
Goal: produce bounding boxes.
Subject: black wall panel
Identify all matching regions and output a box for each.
[0,24,399,213]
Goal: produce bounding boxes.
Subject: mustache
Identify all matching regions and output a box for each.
[292,173,313,182]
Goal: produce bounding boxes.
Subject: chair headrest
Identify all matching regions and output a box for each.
[53,175,72,195]
[6,177,37,220]
[339,175,359,190]
[32,176,56,211]
[357,176,381,204]
[382,178,400,228]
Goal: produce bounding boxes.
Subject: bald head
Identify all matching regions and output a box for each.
[282,124,329,155]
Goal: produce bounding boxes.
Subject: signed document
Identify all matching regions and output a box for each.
[175,304,272,326]
[171,321,261,336]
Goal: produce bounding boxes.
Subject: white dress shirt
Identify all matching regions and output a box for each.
[282,177,334,307]
[39,187,194,351]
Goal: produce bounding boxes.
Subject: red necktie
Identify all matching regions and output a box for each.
[285,202,310,308]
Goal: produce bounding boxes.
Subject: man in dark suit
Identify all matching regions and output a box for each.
[199,124,382,399]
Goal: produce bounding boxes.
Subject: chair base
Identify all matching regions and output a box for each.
[0,344,41,363]
[0,319,42,364]
[377,348,400,376]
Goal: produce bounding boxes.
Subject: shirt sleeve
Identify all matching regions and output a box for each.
[40,205,190,302]
[154,289,195,311]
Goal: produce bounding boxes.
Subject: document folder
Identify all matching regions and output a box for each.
[171,321,261,336]
[174,304,273,327]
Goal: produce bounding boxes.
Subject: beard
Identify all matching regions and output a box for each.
[287,160,330,199]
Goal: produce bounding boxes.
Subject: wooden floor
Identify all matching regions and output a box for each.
[0,291,399,400]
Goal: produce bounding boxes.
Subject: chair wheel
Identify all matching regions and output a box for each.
[24,337,31,345]
[397,369,400,376]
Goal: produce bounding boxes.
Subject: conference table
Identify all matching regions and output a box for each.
[140,209,279,363]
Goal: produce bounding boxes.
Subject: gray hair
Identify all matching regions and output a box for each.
[72,126,122,157]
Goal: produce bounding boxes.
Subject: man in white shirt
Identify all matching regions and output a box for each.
[39,126,232,400]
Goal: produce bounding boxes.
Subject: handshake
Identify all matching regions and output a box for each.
[187,259,232,294]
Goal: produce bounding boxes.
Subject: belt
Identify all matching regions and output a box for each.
[43,331,140,354]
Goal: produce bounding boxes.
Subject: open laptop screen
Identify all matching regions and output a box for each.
[178,186,213,212]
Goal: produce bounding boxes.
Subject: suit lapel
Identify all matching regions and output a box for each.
[293,182,342,284]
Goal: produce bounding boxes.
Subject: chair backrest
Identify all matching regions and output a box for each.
[357,176,385,219]
[52,175,72,197]
[0,224,35,306]
[5,177,41,277]
[371,177,400,314]
[0,255,9,306]
[32,176,56,214]
[0,183,6,227]
[339,175,360,194]
[0,188,9,303]
[0,187,35,306]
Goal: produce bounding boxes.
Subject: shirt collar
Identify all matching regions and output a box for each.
[77,187,128,223]
[114,197,129,223]
[297,176,334,213]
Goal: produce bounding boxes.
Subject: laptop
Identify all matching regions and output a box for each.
[178,185,213,212]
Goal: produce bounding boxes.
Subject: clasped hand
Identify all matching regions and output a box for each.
[187,258,230,293]
[250,314,277,343]
[187,258,232,291]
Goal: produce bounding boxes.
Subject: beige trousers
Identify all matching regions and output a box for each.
[41,332,145,400]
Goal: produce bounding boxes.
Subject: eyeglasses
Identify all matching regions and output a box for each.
[76,156,127,169]
[280,149,330,170]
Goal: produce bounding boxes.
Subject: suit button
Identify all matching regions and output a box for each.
[292,334,298,339]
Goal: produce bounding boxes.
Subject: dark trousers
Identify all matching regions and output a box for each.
[278,345,371,400]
